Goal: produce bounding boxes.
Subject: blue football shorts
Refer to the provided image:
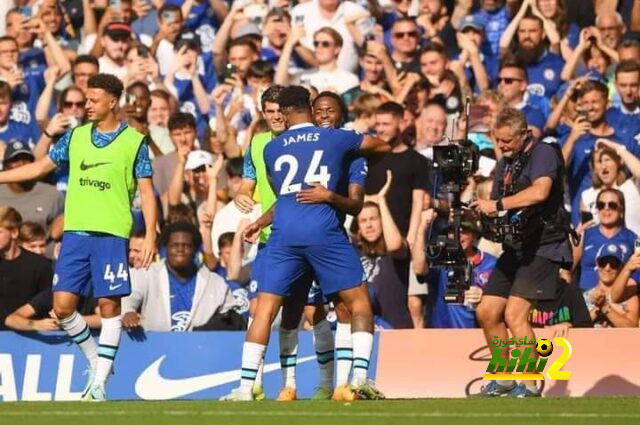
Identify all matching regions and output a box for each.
[53,232,131,298]
[249,243,328,304]
[260,242,365,298]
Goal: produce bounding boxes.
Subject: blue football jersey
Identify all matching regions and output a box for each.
[579,227,638,291]
[264,123,363,246]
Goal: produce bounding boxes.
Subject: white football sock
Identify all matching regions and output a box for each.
[95,315,122,385]
[278,327,298,389]
[240,342,266,393]
[351,331,373,386]
[312,319,335,389]
[335,322,353,387]
[59,311,98,369]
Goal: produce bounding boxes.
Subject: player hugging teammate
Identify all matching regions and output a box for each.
[222,86,390,401]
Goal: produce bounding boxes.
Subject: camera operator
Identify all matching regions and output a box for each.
[471,107,572,398]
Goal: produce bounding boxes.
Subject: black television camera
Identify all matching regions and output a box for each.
[426,98,479,304]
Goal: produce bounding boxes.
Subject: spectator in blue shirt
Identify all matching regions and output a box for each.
[473,0,510,57]
[559,80,637,226]
[606,60,640,144]
[496,59,546,139]
[500,10,565,99]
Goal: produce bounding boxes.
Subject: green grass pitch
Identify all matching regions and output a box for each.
[2,397,640,425]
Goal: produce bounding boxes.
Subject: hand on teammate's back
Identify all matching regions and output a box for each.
[296,182,332,204]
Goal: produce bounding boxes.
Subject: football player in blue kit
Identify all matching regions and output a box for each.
[225,86,389,401]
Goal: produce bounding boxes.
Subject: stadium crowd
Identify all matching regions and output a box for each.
[1,0,640,334]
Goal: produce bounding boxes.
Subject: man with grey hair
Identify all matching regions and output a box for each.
[595,11,626,49]
[471,107,572,398]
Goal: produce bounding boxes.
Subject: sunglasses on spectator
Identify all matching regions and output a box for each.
[393,31,419,39]
[498,77,522,85]
[596,201,620,211]
[63,101,85,108]
[313,40,333,48]
[597,257,622,269]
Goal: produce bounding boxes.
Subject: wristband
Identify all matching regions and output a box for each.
[496,198,504,212]
[43,129,52,138]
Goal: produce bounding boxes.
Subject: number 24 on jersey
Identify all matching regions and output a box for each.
[275,150,332,195]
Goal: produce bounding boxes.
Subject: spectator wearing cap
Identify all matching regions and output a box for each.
[451,14,496,94]
[291,0,370,73]
[280,27,359,95]
[560,80,639,226]
[153,112,229,208]
[496,58,546,139]
[416,210,497,329]
[0,140,64,241]
[0,81,40,159]
[97,22,133,81]
[574,188,637,291]
[500,8,565,99]
[583,242,639,327]
[0,206,53,331]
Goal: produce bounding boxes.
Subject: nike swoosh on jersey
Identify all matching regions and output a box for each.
[80,160,110,171]
[109,283,123,290]
[135,354,316,399]
[585,245,594,251]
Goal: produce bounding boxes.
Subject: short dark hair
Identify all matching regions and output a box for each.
[615,59,640,78]
[247,60,275,81]
[420,42,447,59]
[158,4,182,20]
[277,85,311,112]
[227,37,259,54]
[73,54,99,69]
[499,56,529,82]
[168,112,196,131]
[159,221,202,249]
[87,74,123,98]
[226,157,244,179]
[0,35,17,47]
[127,81,150,96]
[218,232,235,249]
[520,12,543,28]
[0,81,12,100]
[313,91,347,126]
[578,80,609,99]
[376,101,404,119]
[261,84,285,111]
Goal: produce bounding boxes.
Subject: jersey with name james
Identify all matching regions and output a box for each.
[264,124,363,246]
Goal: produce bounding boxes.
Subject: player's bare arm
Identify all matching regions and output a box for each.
[138,177,159,268]
[244,204,275,244]
[0,155,57,184]
[296,183,364,217]
[359,134,392,155]
[235,178,257,213]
